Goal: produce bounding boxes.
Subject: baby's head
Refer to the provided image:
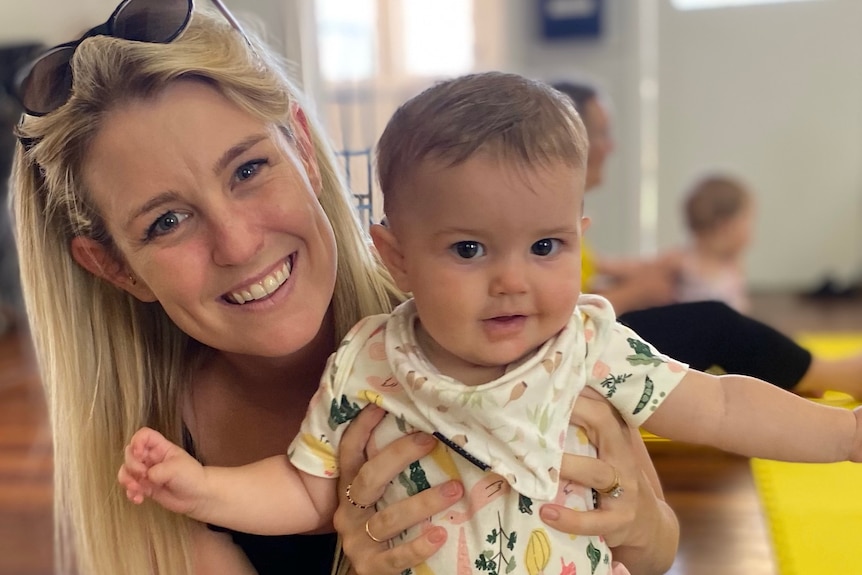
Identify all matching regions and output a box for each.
[684,175,755,257]
[372,72,590,377]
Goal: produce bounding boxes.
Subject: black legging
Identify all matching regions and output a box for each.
[618,301,812,391]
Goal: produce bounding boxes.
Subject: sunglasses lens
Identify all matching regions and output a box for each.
[112,0,192,43]
[18,46,76,116]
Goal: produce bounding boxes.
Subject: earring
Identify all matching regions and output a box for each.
[128,274,137,286]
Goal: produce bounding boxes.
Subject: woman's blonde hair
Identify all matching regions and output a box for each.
[12,8,400,574]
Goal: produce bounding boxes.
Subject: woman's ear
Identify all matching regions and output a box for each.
[70,237,157,302]
[289,103,322,196]
[369,223,411,293]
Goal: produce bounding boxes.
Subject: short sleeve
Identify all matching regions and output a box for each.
[580,296,688,428]
[287,314,388,478]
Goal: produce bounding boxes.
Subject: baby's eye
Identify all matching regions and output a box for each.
[532,238,561,256]
[452,241,485,259]
[235,160,268,183]
[145,211,189,241]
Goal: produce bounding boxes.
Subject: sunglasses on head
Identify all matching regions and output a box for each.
[15,0,250,117]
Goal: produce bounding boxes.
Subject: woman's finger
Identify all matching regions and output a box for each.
[558,452,619,491]
[570,389,629,444]
[343,431,438,506]
[343,527,448,575]
[364,480,463,541]
[335,407,464,575]
[338,404,387,479]
[539,502,629,539]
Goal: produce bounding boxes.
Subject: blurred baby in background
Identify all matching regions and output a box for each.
[676,174,756,313]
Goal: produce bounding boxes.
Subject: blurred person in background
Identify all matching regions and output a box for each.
[676,173,756,313]
[553,80,862,401]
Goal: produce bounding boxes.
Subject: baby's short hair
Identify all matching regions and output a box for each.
[684,175,752,234]
[376,72,588,216]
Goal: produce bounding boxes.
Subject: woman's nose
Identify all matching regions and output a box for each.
[209,210,264,267]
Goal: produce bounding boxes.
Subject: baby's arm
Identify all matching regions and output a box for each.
[642,371,862,462]
[119,427,337,535]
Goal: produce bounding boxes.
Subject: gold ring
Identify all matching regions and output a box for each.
[365,518,385,543]
[596,467,624,499]
[345,483,374,509]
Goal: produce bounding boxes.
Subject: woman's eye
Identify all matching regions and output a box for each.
[532,238,561,256]
[145,211,189,240]
[235,160,267,183]
[452,241,485,259]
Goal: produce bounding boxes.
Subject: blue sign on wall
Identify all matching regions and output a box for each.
[539,0,603,40]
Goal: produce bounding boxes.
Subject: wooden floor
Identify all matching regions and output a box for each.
[0,327,52,575]
[1,292,860,574]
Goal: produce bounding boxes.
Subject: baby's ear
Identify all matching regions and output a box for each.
[70,237,157,302]
[369,223,411,292]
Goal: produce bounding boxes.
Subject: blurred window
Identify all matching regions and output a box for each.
[314,0,481,224]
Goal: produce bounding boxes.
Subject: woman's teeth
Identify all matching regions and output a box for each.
[228,260,292,304]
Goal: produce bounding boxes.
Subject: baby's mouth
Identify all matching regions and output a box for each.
[224,257,293,304]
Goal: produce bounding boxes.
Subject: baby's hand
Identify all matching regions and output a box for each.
[118,426,207,516]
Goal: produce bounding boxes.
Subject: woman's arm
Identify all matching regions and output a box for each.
[190,521,258,575]
[539,388,679,575]
[333,405,464,575]
[591,252,682,315]
[611,428,679,574]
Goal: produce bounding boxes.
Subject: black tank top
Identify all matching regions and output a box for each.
[182,426,338,574]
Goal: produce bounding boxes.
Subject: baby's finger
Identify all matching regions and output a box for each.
[118,467,146,504]
[117,465,138,490]
[123,444,149,476]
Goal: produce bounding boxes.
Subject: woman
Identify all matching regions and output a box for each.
[11,3,679,574]
[553,80,862,399]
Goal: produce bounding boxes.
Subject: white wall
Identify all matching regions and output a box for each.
[2,0,120,46]
[7,1,860,289]
[0,0,317,91]
[497,0,648,258]
[500,0,862,289]
[658,0,862,289]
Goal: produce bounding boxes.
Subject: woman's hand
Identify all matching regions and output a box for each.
[539,388,679,575]
[333,405,465,575]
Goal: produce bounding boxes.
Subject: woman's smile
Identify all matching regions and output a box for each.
[225,254,295,305]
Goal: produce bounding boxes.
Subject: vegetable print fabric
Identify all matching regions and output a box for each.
[289,295,686,575]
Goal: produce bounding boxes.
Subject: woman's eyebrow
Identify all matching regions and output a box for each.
[213,133,268,175]
[124,134,271,228]
[126,191,181,228]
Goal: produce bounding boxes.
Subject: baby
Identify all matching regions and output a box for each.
[120,72,862,575]
[676,174,755,312]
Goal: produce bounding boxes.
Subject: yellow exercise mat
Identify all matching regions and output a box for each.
[751,457,862,574]
[795,331,862,359]
[752,329,862,575]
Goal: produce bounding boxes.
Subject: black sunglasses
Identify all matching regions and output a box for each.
[15,0,250,117]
